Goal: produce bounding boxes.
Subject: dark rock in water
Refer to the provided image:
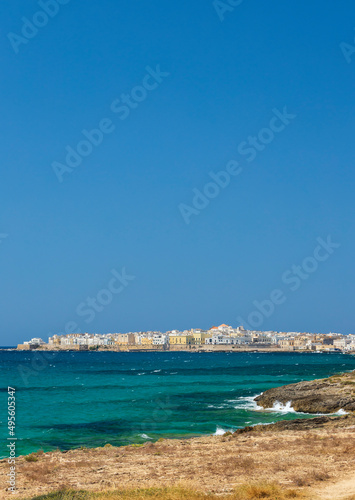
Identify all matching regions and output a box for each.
[254,371,355,414]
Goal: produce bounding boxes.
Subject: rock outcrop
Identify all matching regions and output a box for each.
[254,370,355,414]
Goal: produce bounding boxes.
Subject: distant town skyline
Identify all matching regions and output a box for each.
[18,324,355,353]
[16,322,351,347]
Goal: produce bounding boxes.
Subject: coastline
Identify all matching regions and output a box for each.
[2,413,355,499]
[1,369,355,498]
[3,354,355,500]
[14,345,355,353]
[255,369,355,414]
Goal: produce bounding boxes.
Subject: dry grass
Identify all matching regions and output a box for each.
[23,462,56,483]
[290,475,311,488]
[25,450,45,463]
[2,416,355,500]
[27,483,305,500]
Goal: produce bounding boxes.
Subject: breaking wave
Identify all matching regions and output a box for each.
[231,394,263,411]
[139,433,153,440]
[213,425,234,436]
[270,400,296,413]
[335,409,348,415]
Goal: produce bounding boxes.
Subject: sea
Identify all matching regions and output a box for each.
[1,349,354,458]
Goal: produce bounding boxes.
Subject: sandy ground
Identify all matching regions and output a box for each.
[314,475,355,500]
[1,416,355,499]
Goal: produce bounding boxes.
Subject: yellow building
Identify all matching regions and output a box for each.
[193,332,212,345]
[293,337,308,349]
[140,336,153,345]
[279,339,295,349]
[17,344,31,350]
[169,334,195,345]
[48,335,61,347]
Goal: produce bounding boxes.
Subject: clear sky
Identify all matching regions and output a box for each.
[1,0,355,345]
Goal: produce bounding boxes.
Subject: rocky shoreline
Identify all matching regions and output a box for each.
[2,371,355,499]
[255,370,355,414]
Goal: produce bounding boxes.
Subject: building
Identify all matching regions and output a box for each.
[234,335,252,345]
[278,339,295,350]
[152,333,169,345]
[205,335,236,345]
[48,335,61,347]
[169,334,194,345]
[140,335,153,346]
[115,333,135,346]
[192,332,211,345]
[293,336,309,350]
[18,337,45,350]
[333,338,349,350]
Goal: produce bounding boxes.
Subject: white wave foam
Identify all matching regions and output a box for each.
[213,426,233,436]
[270,401,296,413]
[231,394,263,411]
[251,421,275,427]
[139,433,153,440]
[262,400,317,414]
[228,393,350,418]
[265,402,348,416]
[335,409,348,415]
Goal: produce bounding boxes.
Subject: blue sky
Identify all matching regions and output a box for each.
[1,0,355,344]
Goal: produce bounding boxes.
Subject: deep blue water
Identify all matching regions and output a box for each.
[0,350,354,457]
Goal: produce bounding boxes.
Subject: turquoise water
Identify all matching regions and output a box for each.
[1,350,354,457]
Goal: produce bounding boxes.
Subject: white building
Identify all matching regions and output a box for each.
[24,338,45,346]
[205,335,237,345]
[333,338,349,350]
[152,333,169,345]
